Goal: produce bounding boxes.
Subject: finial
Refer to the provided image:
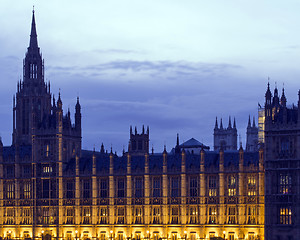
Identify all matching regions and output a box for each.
[248,115,251,127]
[228,116,232,128]
[33,5,35,13]
[176,133,179,146]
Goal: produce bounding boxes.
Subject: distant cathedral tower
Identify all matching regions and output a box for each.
[213,116,237,151]
[246,115,258,151]
[129,125,149,156]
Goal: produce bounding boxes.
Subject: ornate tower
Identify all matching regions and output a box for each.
[13,10,51,146]
[264,84,300,239]
[213,116,237,151]
[128,125,149,156]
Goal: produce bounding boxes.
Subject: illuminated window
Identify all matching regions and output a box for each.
[117,232,123,240]
[23,181,31,199]
[43,165,52,173]
[229,232,235,240]
[247,176,256,196]
[117,207,125,224]
[153,232,159,240]
[152,207,161,224]
[5,181,14,199]
[247,206,256,224]
[6,208,15,224]
[279,173,292,194]
[66,207,74,224]
[171,207,179,224]
[134,207,143,224]
[152,177,161,198]
[171,232,177,240]
[190,233,196,240]
[66,232,72,240]
[21,208,31,224]
[189,177,198,197]
[208,206,217,224]
[209,232,215,238]
[208,175,217,196]
[43,207,50,224]
[228,206,236,224]
[45,144,50,157]
[248,233,255,240]
[189,206,198,224]
[228,175,236,196]
[279,206,292,225]
[100,207,108,224]
[83,207,91,224]
[100,232,106,240]
[134,177,143,198]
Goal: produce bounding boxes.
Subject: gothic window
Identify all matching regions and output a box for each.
[23,165,31,177]
[279,173,292,194]
[171,207,179,224]
[171,233,177,240]
[189,206,198,224]
[152,177,161,198]
[279,206,292,225]
[132,140,137,151]
[99,179,108,198]
[66,207,75,224]
[23,181,31,199]
[45,143,50,157]
[5,208,15,225]
[21,208,31,224]
[83,207,91,224]
[138,140,142,150]
[227,206,236,224]
[153,232,160,240]
[189,176,198,197]
[5,181,14,199]
[65,180,74,199]
[117,178,125,198]
[100,232,106,240]
[152,207,161,224]
[247,206,256,224]
[6,166,14,178]
[190,233,196,240]
[248,233,255,240]
[82,179,91,198]
[208,206,217,224]
[42,179,50,198]
[208,175,217,197]
[247,175,256,196]
[43,207,50,224]
[134,177,143,198]
[170,177,180,198]
[117,207,125,224]
[228,175,236,196]
[99,207,108,224]
[43,165,52,173]
[134,206,143,224]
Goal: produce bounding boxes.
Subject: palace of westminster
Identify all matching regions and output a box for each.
[0,10,300,240]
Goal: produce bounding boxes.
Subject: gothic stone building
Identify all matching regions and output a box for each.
[264,84,300,240]
[0,10,266,240]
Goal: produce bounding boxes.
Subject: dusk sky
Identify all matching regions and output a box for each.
[1,1,300,154]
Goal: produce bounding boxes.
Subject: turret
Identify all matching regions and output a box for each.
[214,117,218,130]
[228,116,232,129]
[281,87,287,107]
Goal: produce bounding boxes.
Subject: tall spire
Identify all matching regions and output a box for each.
[29,8,38,49]
[228,116,232,129]
[214,117,218,130]
[233,117,236,129]
[220,118,223,129]
[247,115,251,128]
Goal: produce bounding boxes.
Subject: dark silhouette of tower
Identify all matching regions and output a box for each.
[214,116,237,151]
[129,125,149,156]
[246,115,258,151]
[264,84,300,239]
